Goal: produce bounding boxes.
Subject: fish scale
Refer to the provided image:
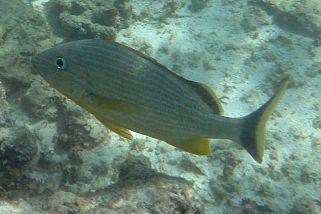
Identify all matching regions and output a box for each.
[66,45,210,114]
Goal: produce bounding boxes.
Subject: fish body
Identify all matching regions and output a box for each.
[31,39,288,163]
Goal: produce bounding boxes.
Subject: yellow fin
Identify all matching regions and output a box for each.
[105,123,133,140]
[95,113,134,140]
[167,139,211,155]
[186,80,224,115]
[84,93,134,140]
[89,92,140,113]
[199,83,224,115]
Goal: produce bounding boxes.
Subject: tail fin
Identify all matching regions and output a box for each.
[240,79,289,163]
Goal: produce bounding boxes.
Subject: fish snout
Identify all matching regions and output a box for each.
[31,54,40,71]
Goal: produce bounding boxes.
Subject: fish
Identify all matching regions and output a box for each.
[31,39,288,163]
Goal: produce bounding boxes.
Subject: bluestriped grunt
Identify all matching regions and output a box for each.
[31,39,288,163]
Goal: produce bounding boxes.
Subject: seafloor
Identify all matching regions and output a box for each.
[0,0,320,213]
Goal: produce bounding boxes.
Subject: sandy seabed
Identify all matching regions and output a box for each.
[0,0,320,213]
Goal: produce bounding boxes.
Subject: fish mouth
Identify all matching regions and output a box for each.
[31,55,38,70]
[31,54,40,70]
[30,57,38,75]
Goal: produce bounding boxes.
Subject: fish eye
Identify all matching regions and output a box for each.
[55,57,66,70]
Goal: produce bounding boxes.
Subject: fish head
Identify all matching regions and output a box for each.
[31,43,89,99]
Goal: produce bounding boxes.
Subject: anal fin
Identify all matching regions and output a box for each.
[167,138,211,155]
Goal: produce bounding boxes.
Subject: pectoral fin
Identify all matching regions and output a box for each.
[89,92,140,114]
[86,92,135,140]
[167,138,211,155]
[93,109,133,140]
[105,123,133,140]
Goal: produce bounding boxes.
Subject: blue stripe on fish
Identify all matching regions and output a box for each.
[66,53,206,119]
[68,62,211,128]
[65,69,213,131]
[31,39,289,163]
[62,46,193,103]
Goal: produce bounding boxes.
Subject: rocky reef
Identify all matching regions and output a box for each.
[0,0,320,213]
[252,0,321,39]
[45,0,133,41]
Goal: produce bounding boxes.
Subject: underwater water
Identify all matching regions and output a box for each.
[0,0,321,213]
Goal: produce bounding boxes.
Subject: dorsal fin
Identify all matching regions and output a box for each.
[114,42,160,64]
[186,80,224,115]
